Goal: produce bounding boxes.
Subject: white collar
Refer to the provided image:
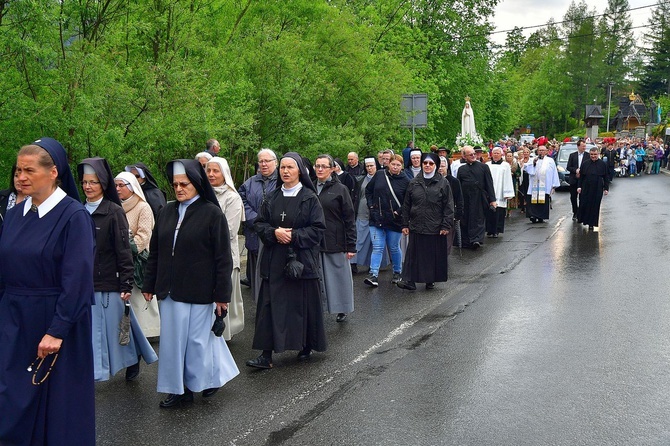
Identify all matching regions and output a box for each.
[23,187,67,218]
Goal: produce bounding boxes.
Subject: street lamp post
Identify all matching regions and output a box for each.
[606,82,614,133]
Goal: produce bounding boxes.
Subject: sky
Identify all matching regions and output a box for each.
[490,0,656,46]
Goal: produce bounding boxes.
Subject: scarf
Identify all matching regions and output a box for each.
[121,193,140,214]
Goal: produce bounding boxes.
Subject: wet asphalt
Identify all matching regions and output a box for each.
[96,170,670,445]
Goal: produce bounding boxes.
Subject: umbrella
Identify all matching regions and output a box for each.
[454,220,462,257]
[284,247,305,280]
[211,308,227,337]
[119,302,130,346]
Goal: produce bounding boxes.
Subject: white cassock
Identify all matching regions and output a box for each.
[486,161,516,207]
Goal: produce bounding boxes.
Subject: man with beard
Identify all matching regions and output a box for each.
[456,147,496,249]
[522,145,560,223]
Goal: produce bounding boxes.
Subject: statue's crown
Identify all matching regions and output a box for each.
[465,96,470,102]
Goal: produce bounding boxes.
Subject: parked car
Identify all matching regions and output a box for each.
[555,141,598,190]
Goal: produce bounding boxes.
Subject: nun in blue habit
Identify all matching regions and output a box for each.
[0,138,96,445]
[77,157,157,382]
[142,159,239,408]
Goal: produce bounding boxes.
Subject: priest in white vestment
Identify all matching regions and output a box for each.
[522,145,560,223]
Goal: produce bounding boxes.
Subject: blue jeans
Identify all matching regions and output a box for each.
[369,226,402,276]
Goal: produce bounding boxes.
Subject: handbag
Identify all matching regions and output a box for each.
[129,236,149,289]
[284,247,305,280]
[383,172,403,223]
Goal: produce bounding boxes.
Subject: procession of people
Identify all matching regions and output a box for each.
[1,96,654,445]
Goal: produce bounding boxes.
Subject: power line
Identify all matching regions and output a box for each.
[464,2,658,39]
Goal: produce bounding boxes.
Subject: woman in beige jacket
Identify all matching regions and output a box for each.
[115,171,160,338]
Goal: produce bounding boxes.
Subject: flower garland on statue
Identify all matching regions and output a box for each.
[455,132,484,148]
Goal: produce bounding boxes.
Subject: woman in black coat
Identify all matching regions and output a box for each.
[142,159,238,407]
[77,157,157,382]
[314,155,356,322]
[247,152,327,369]
[397,152,454,291]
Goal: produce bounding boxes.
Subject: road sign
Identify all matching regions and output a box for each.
[401,94,427,128]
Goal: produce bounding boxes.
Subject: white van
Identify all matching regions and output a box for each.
[519,134,535,145]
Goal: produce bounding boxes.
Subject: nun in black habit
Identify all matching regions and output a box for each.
[397,152,454,291]
[247,152,327,369]
[125,162,167,219]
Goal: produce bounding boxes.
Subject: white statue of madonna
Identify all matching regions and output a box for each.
[461,97,476,138]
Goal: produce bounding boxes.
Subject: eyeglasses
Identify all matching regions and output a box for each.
[80,180,100,187]
[422,161,435,165]
[314,164,331,170]
[115,183,128,189]
[172,181,191,189]
[258,159,276,165]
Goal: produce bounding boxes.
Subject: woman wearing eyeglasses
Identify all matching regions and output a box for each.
[77,158,157,383]
[0,138,95,445]
[114,171,161,339]
[396,152,454,291]
[142,159,238,407]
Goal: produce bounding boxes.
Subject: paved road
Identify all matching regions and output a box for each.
[96,172,670,445]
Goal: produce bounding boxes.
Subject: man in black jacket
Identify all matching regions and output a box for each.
[566,139,587,220]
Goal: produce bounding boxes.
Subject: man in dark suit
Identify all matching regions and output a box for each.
[566,139,587,221]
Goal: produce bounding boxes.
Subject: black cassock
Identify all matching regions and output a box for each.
[577,158,609,227]
[253,188,328,353]
[457,162,496,247]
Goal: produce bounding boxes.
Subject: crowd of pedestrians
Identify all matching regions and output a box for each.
[0,132,665,444]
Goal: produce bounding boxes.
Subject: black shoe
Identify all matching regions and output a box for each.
[336,313,347,322]
[351,264,358,274]
[538,219,544,223]
[572,214,577,221]
[297,348,312,360]
[397,280,416,291]
[125,362,140,382]
[472,241,481,249]
[391,273,401,284]
[425,283,435,290]
[588,225,594,230]
[530,217,537,223]
[159,390,193,408]
[202,387,220,398]
[240,277,251,287]
[246,355,273,369]
[364,275,379,287]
